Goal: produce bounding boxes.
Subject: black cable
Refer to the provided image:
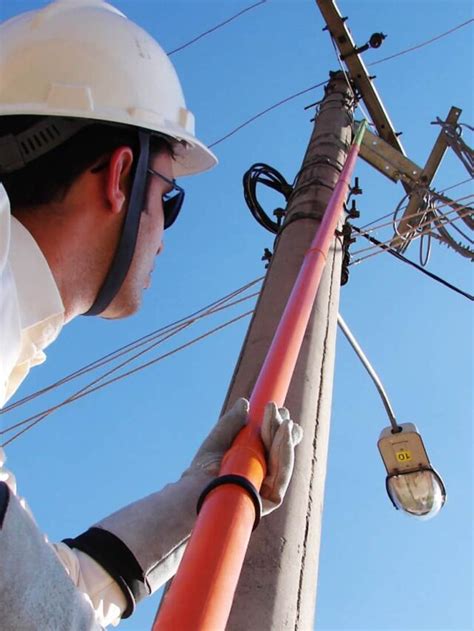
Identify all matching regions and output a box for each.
[0,277,263,416]
[167,1,267,56]
[351,226,474,301]
[209,80,329,148]
[243,163,293,233]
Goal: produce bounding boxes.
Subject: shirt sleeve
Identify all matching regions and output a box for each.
[0,447,127,628]
[52,543,128,627]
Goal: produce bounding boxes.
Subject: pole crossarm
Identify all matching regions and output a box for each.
[391,106,462,251]
[357,125,423,185]
[316,0,404,154]
[316,2,470,255]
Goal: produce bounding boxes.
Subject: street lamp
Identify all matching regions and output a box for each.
[378,423,446,519]
[338,314,446,519]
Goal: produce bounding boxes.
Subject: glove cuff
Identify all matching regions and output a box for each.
[63,527,143,619]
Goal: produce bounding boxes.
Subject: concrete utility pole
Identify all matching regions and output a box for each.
[223,71,355,630]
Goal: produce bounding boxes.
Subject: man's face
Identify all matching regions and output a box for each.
[102,150,172,319]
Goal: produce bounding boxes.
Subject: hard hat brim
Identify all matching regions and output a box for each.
[0,104,218,177]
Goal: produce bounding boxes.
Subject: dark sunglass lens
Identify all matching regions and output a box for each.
[163,190,184,229]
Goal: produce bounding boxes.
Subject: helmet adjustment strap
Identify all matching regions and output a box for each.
[84,130,150,316]
[0,117,90,174]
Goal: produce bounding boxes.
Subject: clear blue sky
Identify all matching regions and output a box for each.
[1,1,472,630]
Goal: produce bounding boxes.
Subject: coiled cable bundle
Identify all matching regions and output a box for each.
[243,163,293,233]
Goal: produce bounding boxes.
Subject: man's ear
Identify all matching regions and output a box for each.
[105,146,134,214]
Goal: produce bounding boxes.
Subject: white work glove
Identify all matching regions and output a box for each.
[191,397,303,515]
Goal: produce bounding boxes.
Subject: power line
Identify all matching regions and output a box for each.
[439,177,473,195]
[358,178,474,232]
[167,0,267,56]
[351,201,473,258]
[351,214,463,264]
[1,278,263,416]
[350,226,474,301]
[439,213,473,244]
[1,310,254,447]
[352,193,474,248]
[368,18,474,67]
[208,81,329,148]
[208,18,473,150]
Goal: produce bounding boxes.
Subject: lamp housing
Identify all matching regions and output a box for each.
[378,423,446,519]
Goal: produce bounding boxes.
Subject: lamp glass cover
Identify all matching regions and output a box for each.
[387,470,445,519]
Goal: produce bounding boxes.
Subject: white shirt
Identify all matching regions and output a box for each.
[0,196,64,407]
[0,184,126,627]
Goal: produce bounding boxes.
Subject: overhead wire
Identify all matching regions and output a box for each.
[206,18,473,150]
[208,81,329,148]
[1,309,255,448]
[357,177,474,232]
[159,0,473,159]
[167,0,267,56]
[431,189,474,231]
[367,18,474,67]
[438,177,474,195]
[389,187,474,263]
[354,189,473,264]
[436,213,474,244]
[1,278,264,419]
[352,193,474,244]
[350,226,474,301]
[351,212,471,262]
[350,200,473,258]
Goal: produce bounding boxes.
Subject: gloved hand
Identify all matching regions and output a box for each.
[64,398,302,619]
[259,400,303,514]
[190,397,303,514]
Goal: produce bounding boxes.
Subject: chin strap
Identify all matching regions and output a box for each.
[84,130,150,316]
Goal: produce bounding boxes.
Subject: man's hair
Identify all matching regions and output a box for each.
[0,116,174,209]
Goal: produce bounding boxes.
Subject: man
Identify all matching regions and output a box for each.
[0,1,303,629]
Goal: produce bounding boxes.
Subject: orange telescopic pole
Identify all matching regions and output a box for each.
[153,121,368,631]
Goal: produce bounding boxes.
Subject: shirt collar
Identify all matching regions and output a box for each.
[9,216,65,332]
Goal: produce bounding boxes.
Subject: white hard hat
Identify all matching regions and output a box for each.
[0,0,217,177]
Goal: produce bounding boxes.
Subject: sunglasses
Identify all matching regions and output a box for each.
[90,160,185,229]
[147,167,185,230]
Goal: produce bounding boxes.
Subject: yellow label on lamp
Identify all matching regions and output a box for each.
[396,449,412,462]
